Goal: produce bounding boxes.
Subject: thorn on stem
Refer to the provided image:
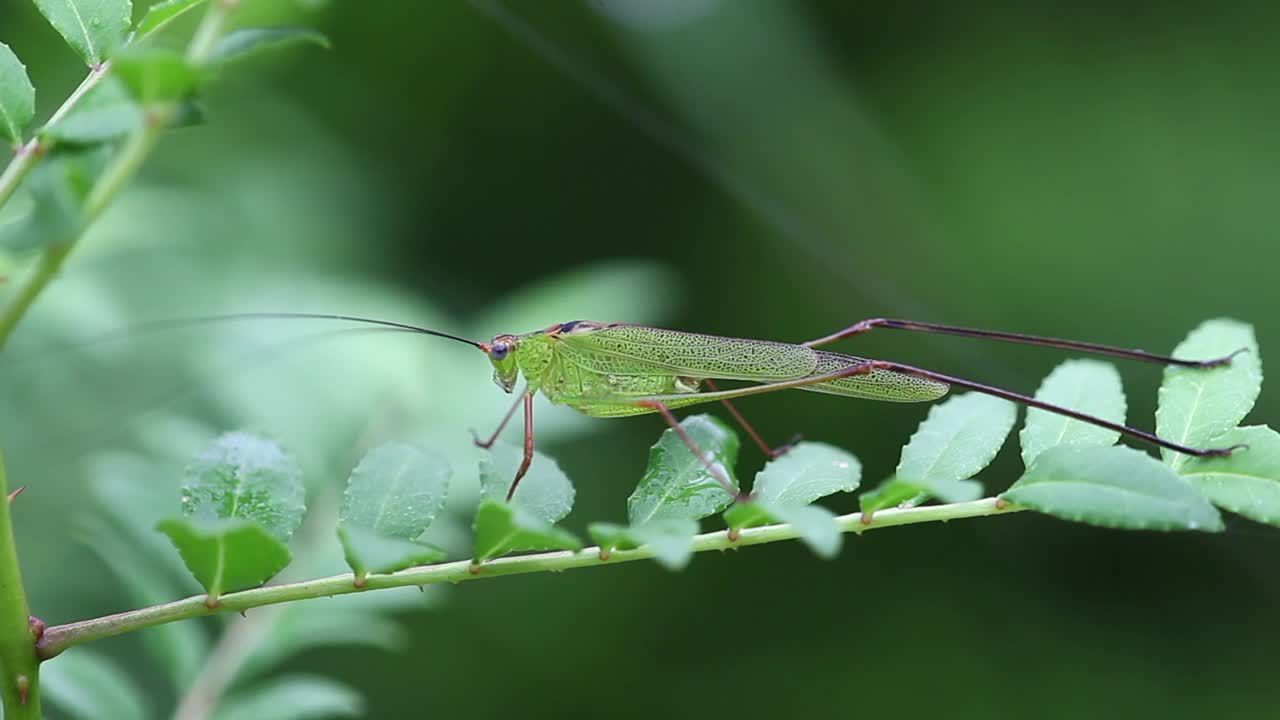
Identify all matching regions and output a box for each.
[238,610,247,619]
[6,486,25,504]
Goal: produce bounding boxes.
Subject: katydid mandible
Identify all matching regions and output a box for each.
[189,313,1246,501]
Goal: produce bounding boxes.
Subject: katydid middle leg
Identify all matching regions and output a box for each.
[633,398,750,501]
[703,379,801,459]
[802,318,1243,367]
[504,392,537,502]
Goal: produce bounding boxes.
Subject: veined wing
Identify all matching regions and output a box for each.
[555,324,817,381]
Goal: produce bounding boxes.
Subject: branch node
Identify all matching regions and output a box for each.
[467,562,482,576]
[27,616,44,641]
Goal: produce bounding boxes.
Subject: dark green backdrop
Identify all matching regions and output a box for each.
[1,1,1276,717]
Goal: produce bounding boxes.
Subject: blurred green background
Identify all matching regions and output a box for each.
[1,0,1277,717]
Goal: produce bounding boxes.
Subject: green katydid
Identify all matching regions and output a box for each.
[147,313,1244,501]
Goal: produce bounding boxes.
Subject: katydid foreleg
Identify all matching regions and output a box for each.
[472,389,527,449]
[802,318,1242,368]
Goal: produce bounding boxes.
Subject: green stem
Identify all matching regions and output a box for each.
[37,498,1021,659]
[0,65,109,211]
[0,452,40,719]
[0,1,237,351]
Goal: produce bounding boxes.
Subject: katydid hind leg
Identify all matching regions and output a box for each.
[635,399,748,501]
[858,359,1243,458]
[631,357,1241,458]
[504,393,537,502]
[473,390,525,449]
[802,318,1242,368]
[704,379,801,459]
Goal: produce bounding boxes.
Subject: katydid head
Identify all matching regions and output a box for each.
[485,333,521,392]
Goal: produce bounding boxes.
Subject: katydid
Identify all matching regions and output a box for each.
[157,313,1244,502]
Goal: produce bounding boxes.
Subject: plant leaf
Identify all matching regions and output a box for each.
[479,443,575,523]
[0,42,36,145]
[752,441,860,504]
[135,0,208,39]
[896,393,1017,502]
[858,475,928,517]
[34,0,133,66]
[628,415,739,526]
[588,518,698,570]
[1002,444,1223,531]
[41,648,146,720]
[112,47,202,103]
[156,518,292,596]
[472,499,581,562]
[180,432,306,544]
[213,27,331,64]
[724,500,841,558]
[337,442,450,576]
[1156,319,1261,470]
[212,675,363,720]
[40,76,143,144]
[1178,425,1280,527]
[0,146,109,253]
[1020,359,1126,466]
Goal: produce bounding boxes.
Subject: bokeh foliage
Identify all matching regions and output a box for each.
[2,0,1278,717]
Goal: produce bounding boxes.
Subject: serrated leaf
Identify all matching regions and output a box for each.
[213,27,331,64]
[113,47,201,103]
[628,415,739,526]
[588,517,697,570]
[1002,444,1223,531]
[42,648,146,720]
[479,443,574,523]
[212,675,362,720]
[724,499,841,558]
[77,516,207,688]
[0,42,36,145]
[337,526,445,577]
[34,0,132,66]
[896,393,1016,502]
[1179,425,1280,527]
[41,76,143,144]
[1157,319,1261,470]
[181,432,306,543]
[472,499,581,561]
[752,441,860,504]
[1020,359,1126,466]
[0,146,108,253]
[858,475,928,516]
[337,442,450,576]
[135,0,208,39]
[157,518,292,596]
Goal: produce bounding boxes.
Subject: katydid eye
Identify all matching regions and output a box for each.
[491,343,509,360]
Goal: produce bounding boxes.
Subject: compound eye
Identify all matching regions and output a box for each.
[490,342,509,360]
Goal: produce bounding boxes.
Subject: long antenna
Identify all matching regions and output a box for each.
[9,312,490,357]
